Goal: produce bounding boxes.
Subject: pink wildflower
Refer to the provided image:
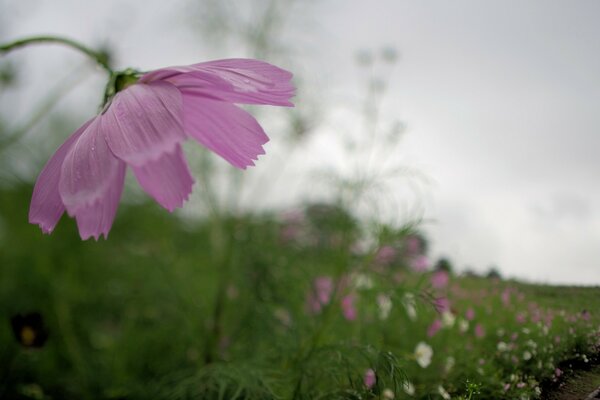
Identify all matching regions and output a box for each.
[307,276,333,314]
[341,294,357,321]
[363,368,376,389]
[465,307,475,320]
[404,235,421,255]
[435,297,451,313]
[410,255,429,272]
[431,270,449,289]
[554,368,563,377]
[474,323,485,339]
[375,245,396,265]
[29,59,294,239]
[427,319,443,337]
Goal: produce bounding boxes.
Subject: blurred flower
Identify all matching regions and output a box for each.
[431,270,449,289]
[465,307,475,321]
[375,245,396,265]
[341,294,357,321]
[554,368,563,377]
[382,388,395,399]
[363,368,376,389]
[474,323,486,339]
[442,311,456,328]
[377,294,392,320]
[410,255,429,272]
[435,297,451,313]
[438,385,451,400]
[497,341,508,352]
[403,293,417,320]
[523,351,532,361]
[458,318,469,333]
[403,381,415,396]
[351,273,374,290]
[427,319,443,337]
[414,342,433,368]
[307,276,333,314]
[30,59,294,240]
[404,235,422,256]
[10,312,48,348]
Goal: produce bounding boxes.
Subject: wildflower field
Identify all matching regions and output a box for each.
[1,187,598,400]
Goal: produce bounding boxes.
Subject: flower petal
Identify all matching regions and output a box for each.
[59,118,126,240]
[181,94,269,169]
[131,145,194,212]
[29,119,94,234]
[72,166,126,241]
[142,59,294,107]
[103,81,186,166]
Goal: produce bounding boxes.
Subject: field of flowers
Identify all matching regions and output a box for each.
[1,186,599,400]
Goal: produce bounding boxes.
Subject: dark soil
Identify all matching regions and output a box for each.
[544,365,600,400]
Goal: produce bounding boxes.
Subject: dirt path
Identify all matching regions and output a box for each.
[545,365,600,400]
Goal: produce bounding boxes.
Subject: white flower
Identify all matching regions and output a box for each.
[382,388,395,399]
[497,341,508,352]
[403,381,415,396]
[352,273,374,290]
[403,293,417,320]
[526,339,537,349]
[441,311,455,328]
[458,319,469,333]
[438,385,451,400]
[583,354,589,363]
[542,325,549,335]
[377,294,393,320]
[522,328,531,335]
[523,351,532,361]
[497,328,505,337]
[414,342,433,368]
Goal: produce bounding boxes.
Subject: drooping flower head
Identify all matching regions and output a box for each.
[29,59,294,239]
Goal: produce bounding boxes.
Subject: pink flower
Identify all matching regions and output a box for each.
[341,294,357,321]
[307,276,334,314]
[465,307,475,321]
[410,255,429,272]
[363,368,376,389]
[431,270,449,288]
[427,319,443,337]
[29,59,294,239]
[375,245,396,265]
[474,323,485,338]
[435,297,451,313]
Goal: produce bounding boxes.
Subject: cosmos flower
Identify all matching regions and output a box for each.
[29,59,294,240]
[307,276,334,314]
[427,319,443,337]
[474,323,486,338]
[414,341,433,368]
[341,294,357,321]
[430,270,449,289]
[363,368,376,389]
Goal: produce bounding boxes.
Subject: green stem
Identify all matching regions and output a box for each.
[0,35,112,73]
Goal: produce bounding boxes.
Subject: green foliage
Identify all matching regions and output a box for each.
[0,186,599,400]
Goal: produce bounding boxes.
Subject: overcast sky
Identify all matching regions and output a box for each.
[1,0,599,285]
